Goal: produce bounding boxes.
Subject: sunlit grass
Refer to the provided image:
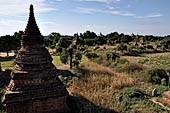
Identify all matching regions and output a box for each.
[52,55,62,66]
[0,56,15,70]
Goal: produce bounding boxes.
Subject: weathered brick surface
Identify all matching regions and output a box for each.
[6,96,69,113]
[4,4,70,113]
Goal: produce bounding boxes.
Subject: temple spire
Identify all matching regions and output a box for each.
[23,4,41,35]
[22,4,43,46]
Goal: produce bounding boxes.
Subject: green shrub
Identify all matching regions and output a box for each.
[161,78,167,86]
[117,43,127,53]
[56,46,63,54]
[146,69,169,85]
[116,63,144,73]
[85,52,98,59]
[60,52,68,64]
[79,46,87,52]
[128,89,146,98]
[84,39,96,46]
[50,45,55,49]
[94,46,100,51]
[138,58,149,64]
[116,58,129,65]
[105,52,119,61]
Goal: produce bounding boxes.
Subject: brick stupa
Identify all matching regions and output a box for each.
[4,5,69,113]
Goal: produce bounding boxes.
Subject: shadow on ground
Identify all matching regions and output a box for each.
[0,56,16,62]
[0,70,11,90]
[58,69,76,77]
[67,95,117,113]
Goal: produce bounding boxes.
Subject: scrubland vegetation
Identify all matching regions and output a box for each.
[1,31,170,113]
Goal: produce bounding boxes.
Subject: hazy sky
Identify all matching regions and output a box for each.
[0,0,169,36]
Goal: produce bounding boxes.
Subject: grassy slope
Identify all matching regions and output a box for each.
[68,52,170,113]
[1,53,170,113]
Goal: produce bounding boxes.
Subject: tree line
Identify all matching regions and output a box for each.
[45,31,170,49]
[0,30,170,56]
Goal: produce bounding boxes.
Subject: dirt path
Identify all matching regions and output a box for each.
[0,52,15,57]
[141,52,170,57]
[56,64,70,70]
[150,98,170,111]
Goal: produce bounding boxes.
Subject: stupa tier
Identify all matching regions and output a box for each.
[4,4,69,113]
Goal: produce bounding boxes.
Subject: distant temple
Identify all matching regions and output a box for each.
[4,5,69,113]
[134,33,144,46]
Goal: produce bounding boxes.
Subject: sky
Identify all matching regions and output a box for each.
[0,0,170,36]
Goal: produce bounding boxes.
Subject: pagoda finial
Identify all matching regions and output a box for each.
[23,4,41,35]
[21,4,44,46]
[30,4,33,11]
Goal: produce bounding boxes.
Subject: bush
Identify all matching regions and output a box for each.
[50,45,55,49]
[60,52,68,64]
[116,63,144,73]
[105,52,119,61]
[116,58,129,65]
[85,52,98,59]
[161,78,167,86]
[56,46,63,54]
[84,39,96,46]
[79,46,87,52]
[94,46,100,51]
[58,37,71,48]
[146,69,169,85]
[128,89,146,98]
[117,44,127,53]
[160,38,170,50]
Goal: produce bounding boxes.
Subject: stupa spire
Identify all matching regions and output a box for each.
[24,4,41,35]
[22,4,43,46]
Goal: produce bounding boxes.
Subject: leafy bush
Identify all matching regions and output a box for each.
[105,52,119,61]
[50,45,55,49]
[84,39,96,46]
[116,58,129,65]
[85,52,98,59]
[146,69,169,85]
[94,46,100,51]
[117,43,127,53]
[161,78,167,86]
[56,46,63,54]
[116,63,144,73]
[160,38,170,50]
[138,58,149,64]
[128,89,146,98]
[79,46,87,52]
[60,51,68,64]
[58,37,72,48]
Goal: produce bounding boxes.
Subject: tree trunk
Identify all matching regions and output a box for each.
[70,55,72,69]
[7,51,9,57]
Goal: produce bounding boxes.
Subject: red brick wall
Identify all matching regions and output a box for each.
[6,96,69,113]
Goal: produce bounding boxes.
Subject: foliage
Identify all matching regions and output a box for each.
[0,35,20,56]
[44,32,61,48]
[121,35,133,43]
[60,47,82,68]
[60,49,69,64]
[117,43,127,53]
[160,38,170,50]
[85,52,98,59]
[58,37,72,48]
[138,56,170,70]
[114,86,168,113]
[161,78,167,86]
[105,52,119,61]
[145,68,169,85]
[84,39,96,46]
[55,46,63,54]
[115,62,144,73]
